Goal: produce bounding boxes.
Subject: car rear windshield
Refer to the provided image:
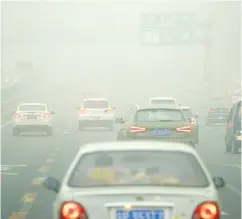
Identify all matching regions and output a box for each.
[135,109,185,122]
[150,99,175,104]
[68,151,209,188]
[181,109,193,118]
[18,105,47,111]
[83,100,109,109]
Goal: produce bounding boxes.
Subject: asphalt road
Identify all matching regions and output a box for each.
[1,102,241,219]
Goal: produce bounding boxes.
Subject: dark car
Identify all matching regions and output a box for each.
[206,106,230,126]
[115,104,195,147]
[180,106,199,144]
[225,100,241,153]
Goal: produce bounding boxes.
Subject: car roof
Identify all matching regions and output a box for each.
[139,104,180,110]
[78,141,197,155]
[19,103,47,106]
[149,97,176,101]
[83,98,108,101]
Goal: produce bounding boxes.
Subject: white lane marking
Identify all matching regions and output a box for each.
[1,164,27,167]
[1,172,18,176]
[1,121,11,128]
[226,184,241,197]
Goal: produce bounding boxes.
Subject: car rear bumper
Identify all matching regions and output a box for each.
[13,124,52,131]
[125,136,194,144]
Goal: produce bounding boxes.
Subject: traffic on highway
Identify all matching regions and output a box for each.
[1,1,241,219]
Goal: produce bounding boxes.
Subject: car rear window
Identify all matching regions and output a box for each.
[68,151,209,188]
[83,100,109,109]
[18,105,47,111]
[181,109,193,118]
[135,109,185,122]
[150,99,176,104]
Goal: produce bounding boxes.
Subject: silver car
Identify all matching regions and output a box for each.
[77,98,115,131]
[43,141,225,219]
[12,103,55,136]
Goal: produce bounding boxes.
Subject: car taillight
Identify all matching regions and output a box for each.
[80,109,87,114]
[129,126,146,133]
[228,123,233,128]
[208,109,216,113]
[176,125,192,133]
[60,202,87,219]
[40,113,50,118]
[191,119,197,125]
[192,202,220,219]
[15,113,24,118]
[104,108,113,113]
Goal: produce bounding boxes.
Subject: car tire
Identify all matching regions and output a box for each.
[46,128,53,136]
[225,139,232,153]
[231,139,239,154]
[13,128,19,136]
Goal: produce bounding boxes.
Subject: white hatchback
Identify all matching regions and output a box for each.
[77,98,115,131]
[43,141,225,219]
[12,103,55,136]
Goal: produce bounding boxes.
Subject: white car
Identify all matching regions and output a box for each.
[149,97,179,106]
[12,103,55,136]
[77,98,115,131]
[43,141,225,219]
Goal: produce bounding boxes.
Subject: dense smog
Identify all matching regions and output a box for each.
[1,1,241,219]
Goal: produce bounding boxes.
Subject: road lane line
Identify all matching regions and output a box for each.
[1,172,18,175]
[21,193,38,204]
[226,184,241,196]
[1,121,11,128]
[45,158,55,163]
[1,164,27,167]
[31,177,46,185]
[38,166,50,173]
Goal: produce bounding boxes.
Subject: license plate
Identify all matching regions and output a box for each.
[236,136,242,140]
[152,129,170,136]
[27,115,37,119]
[116,209,164,219]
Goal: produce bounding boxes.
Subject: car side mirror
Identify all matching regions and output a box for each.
[115,117,124,123]
[50,110,55,115]
[112,107,116,110]
[213,176,226,189]
[76,106,80,110]
[43,177,60,193]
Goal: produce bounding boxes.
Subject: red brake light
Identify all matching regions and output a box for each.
[129,126,146,133]
[208,109,216,113]
[40,113,50,118]
[176,125,192,133]
[15,113,24,118]
[60,202,87,219]
[192,202,220,219]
